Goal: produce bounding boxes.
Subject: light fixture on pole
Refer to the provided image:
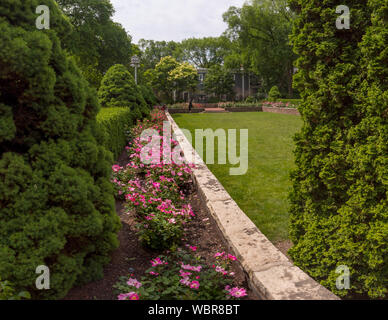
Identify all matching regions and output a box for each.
[130,55,140,85]
[240,65,245,100]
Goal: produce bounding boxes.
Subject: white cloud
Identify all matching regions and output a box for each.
[110,0,247,43]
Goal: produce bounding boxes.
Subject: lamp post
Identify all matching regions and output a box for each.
[241,65,245,101]
[131,55,140,85]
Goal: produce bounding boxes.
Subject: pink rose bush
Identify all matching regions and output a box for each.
[111,110,195,250]
[112,110,248,300]
[115,247,247,300]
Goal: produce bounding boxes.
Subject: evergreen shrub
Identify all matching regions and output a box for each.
[0,0,121,299]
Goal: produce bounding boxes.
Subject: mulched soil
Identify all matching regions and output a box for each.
[64,150,259,300]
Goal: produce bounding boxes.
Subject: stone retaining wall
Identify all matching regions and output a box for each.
[166,111,338,300]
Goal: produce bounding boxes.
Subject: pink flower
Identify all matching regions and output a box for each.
[127,278,142,289]
[190,281,200,290]
[168,218,176,224]
[180,277,191,286]
[227,254,237,261]
[149,271,159,276]
[152,182,161,189]
[226,287,247,298]
[189,246,197,252]
[214,252,225,258]
[181,264,202,272]
[118,292,140,300]
[151,257,167,267]
[179,270,192,277]
[112,165,121,172]
[215,266,228,275]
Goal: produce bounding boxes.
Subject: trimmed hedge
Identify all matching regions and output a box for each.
[98,64,149,119]
[97,108,133,160]
[0,0,121,299]
[288,0,387,299]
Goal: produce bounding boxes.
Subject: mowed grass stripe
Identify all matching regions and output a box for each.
[172,112,302,242]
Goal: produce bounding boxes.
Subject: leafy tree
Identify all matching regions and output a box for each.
[138,39,182,71]
[57,0,132,87]
[144,56,180,103]
[0,0,120,299]
[180,37,232,68]
[223,0,296,96]
[145,57,198,103]
[203,65,235,99]
[288,0,386,299]
[98,64,149,119]
[169,62,198,95]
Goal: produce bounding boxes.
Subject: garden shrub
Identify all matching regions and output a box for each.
[0,278,30,300]
[98,64,149,118]
[244,96,257,103]
[139,84,158,108]
[288,0,387,299]
[0,0,121,299]
[256,86,267,101]
[97,107,134,160]
[267,86,281,101]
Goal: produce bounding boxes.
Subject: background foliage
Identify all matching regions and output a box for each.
[57,0,133,88]
[203,65,235,99]
[223,0,296,97]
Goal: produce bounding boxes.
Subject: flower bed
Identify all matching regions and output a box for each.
[261,101,298,108]
[168,103,205,109]
[110,110,250,300]
[115,249,246,300]
[218,102,259,108]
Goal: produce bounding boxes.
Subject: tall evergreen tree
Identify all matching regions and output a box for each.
[288,0,386,298]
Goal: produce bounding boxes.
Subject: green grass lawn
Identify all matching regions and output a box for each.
[173,112,302,242]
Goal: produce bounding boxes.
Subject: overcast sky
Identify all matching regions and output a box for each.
[110,0,247,44]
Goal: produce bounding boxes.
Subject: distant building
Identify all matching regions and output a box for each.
[181,68,261,103]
